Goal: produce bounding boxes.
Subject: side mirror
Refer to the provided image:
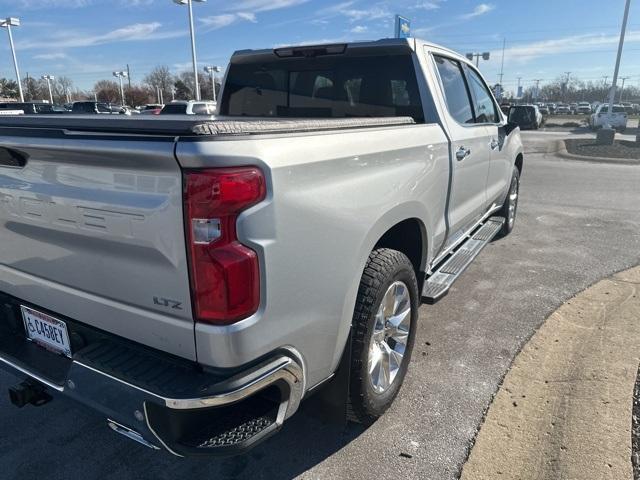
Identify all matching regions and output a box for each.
[504,122,519,136]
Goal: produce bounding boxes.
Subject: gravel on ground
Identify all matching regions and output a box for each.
[565,138,640,161]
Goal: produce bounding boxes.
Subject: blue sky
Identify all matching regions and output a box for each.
[0,0,639,93]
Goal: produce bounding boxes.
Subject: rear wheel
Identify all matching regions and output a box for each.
[497,166,520,237]
[347,249,418,424]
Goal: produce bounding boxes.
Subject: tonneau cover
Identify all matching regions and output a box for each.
[0,115,415,137]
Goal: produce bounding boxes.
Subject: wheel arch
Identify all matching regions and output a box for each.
[328,205,433,386]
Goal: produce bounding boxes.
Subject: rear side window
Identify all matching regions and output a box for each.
[433,55,474,124]
[161,104,188,115]
[192,103,214,115]
[465,67,499,124]
[221,53,424,122]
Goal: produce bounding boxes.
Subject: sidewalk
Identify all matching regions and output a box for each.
[461,267,640,480]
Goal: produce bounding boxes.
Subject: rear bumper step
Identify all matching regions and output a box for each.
[422,216,504,304]
[0,295,304,457]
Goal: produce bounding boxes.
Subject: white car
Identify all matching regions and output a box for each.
[576,102,592,115]
[160,100,216,115]
[590,104,628,131]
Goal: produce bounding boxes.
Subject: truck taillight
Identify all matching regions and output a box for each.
[184,167,266,325]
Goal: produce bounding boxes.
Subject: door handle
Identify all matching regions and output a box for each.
[490,139,500,151]
[456,146,471,161]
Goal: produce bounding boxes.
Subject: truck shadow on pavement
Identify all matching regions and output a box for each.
[0,373,365,480]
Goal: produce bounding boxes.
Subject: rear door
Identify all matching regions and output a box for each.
[0,131,196,360]
[463,64,510,207]
[432,54,491,246]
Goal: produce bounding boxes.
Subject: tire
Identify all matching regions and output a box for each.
[496,166,520,237]
[347,248,419,424]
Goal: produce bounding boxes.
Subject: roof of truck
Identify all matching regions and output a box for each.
[231,37,468,65]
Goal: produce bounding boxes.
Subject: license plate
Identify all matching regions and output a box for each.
[21,306,72,358]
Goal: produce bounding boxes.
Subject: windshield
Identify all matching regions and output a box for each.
[221,53,424,122]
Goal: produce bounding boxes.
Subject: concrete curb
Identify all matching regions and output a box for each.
[554,140,640,165]
[461,266,640,480]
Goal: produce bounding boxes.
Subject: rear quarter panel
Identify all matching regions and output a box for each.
[177,124,449,389]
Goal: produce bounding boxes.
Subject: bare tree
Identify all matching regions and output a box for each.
[94,80,120,104]
[144,66,174,102]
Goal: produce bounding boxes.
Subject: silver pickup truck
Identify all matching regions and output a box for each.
[0,38,523,456]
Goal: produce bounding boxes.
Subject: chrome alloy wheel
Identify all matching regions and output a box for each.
[507,174,519,228]
[368,281,412,394]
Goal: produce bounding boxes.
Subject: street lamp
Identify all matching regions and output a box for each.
[619,76,630,103]
[465,52,490,68]
[174,0,206,101]
[204,65,221,102]
[41,75,55,104]
[1,17,24,102]
[113,71,128,106]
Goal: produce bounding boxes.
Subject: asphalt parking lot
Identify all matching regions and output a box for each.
[1,130,640,480]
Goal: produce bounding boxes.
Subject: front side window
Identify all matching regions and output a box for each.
[433,55,474,124]
[465,66,499,124]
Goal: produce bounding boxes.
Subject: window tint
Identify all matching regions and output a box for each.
[465,67,499,124]
[433,55,474,124]
[73,103,92,113]
[192,103,215,115]
[161,104,188,115]
[97,103,111,113]
[221,54,424,122]
[509,106,535,124]
[35,104,54,113]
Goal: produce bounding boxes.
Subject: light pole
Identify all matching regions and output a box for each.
[204,65,221,102]
[619,76,630,102]
[465,52,490,68]
[41,75,54,104]
[533,79,542,103]
[605,0,631,122]
[564,72,571,102]
[1,17,24,102]
[174,0,206,101]
[113,71,128,105]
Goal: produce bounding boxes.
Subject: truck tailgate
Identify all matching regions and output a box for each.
[0,131,196,360]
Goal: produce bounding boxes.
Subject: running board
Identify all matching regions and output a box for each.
[422,217,505,304]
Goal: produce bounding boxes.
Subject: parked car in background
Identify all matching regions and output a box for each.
[508,104,543,130]
[139,104,164,115]
[633,104,639,114]
[160,100,217,115]
[539,105,550,115]
[555,104,571,115]
[576,102,592,115]
[0,102,62,114]
[621,102,634,115]
[589,104,628,131]
[0,38,523,457]
[569,103,578,114]
[71,101,119,114]
[547,103,557,114]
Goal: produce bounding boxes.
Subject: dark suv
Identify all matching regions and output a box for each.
[71,101,116,114]
[0,102,62,114]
